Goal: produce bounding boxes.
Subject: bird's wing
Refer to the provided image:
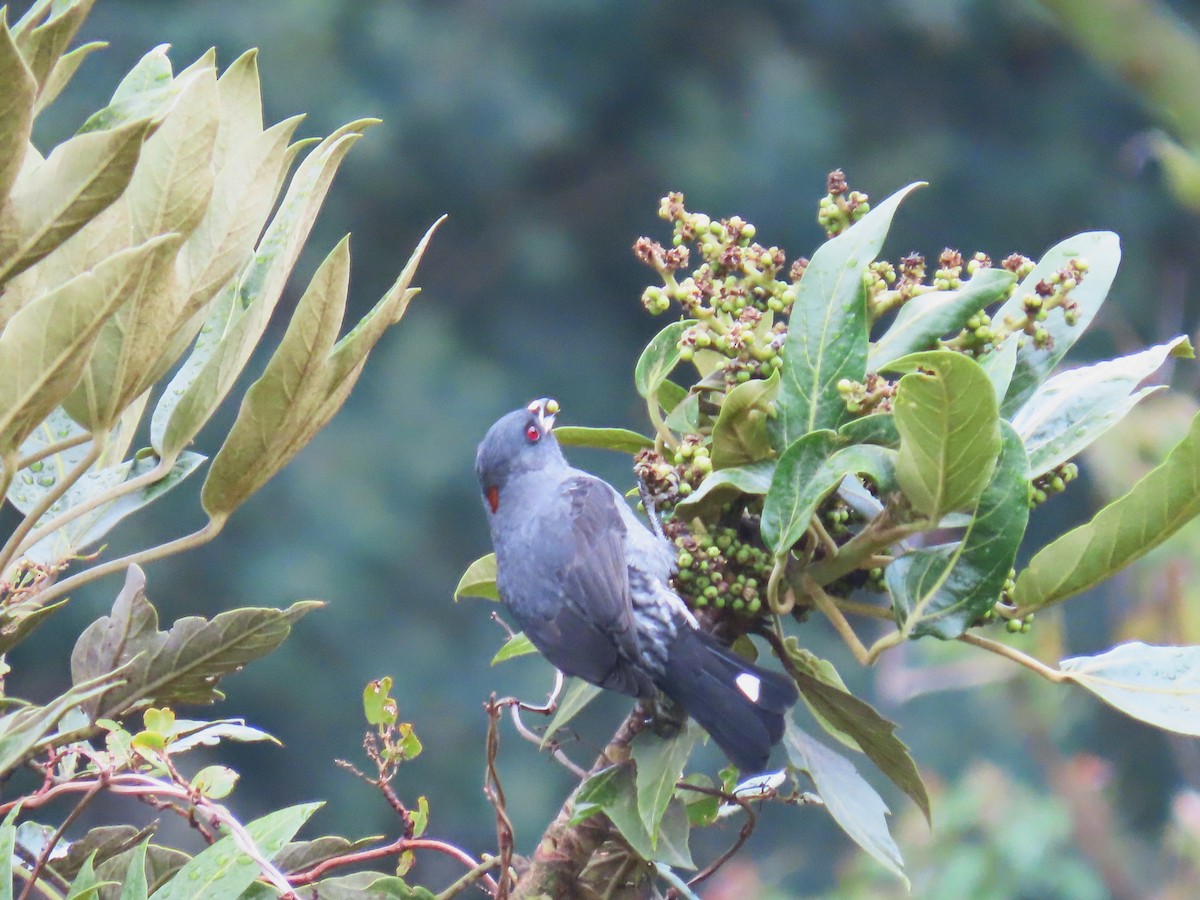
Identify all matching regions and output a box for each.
[519,475,651,697]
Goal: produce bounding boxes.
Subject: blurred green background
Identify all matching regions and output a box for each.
[10,0,1200,895]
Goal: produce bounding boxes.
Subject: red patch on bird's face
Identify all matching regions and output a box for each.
[485,485,500,513]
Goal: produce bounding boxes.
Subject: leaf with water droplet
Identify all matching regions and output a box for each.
[1059,642,1200,735]
[147,802,320,899]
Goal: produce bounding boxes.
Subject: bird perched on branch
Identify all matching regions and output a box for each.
[475,398,797,772]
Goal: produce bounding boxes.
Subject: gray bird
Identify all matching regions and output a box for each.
[475,398,797,772]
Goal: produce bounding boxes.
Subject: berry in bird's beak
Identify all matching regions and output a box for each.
[534,398,558,432]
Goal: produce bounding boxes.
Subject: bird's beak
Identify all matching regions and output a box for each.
[537,397,559,432]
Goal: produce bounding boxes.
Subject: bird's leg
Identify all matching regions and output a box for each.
[637,478,667,541]
[645,693,687,740]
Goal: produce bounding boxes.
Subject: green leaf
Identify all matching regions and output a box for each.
[762,435,894,557]
[301,873,437,899]
[1013,410,1200,610]
[978,334,1019,402]
[679,774,719,827]
[118,841,149,900]
[190,765,238,799]
[760,430,837,555]
[868,268,1016,370]
[884,350,1001,521]
[837,412,899,448]
[70,564,321,719]
[656,379,687,415]
[663,390,700,433]
[541,678,602,748]
[362,677,397,727]
[0,596,67,654]
[711,372,779,468]
[674,459,775,517]
[995,232,1122,416]
[886,421,1029,638]
[553,425,653,454]
[66,851,113,900]
[631,724,700,845]
[1012,336,1192,477]
[575,764,693,868]
[47,825,154,885]
[269,835,381,877]
[0,237,172,455]
[635,320,692,400]
[0,668,123,777]
[771,183,924,449]
[0,17,37,207]
[0,804,20,900]
[784,722,907,888]
[0,117,153,285]
[491,632,537,664]
[788,666,930,823]
[785,647,860,751]
[453,553,498,602]
[148,802,320,900]
[1059,642,1200,736]
[95,843,187,898]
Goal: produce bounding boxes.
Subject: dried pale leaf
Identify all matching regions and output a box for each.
[12,0,94,91]
[125,61,217,243]
[0,237,173,455]
[200,237,352,520]
[0,117,153,284]
[150,121,377,459]
[34,40,106,116]
[0,18,37,205]
[62,233,185,430]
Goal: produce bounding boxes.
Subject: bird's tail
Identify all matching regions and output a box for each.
[656,627,798,773]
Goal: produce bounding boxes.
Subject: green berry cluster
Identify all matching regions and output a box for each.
[634,438,719,512]
[974,570,1034,633]
[817,169,871,237]
[836,373,895,416]
[1029,461,1079,508]
[665,521,773,618]
[1003,256,1089,350]
[636,192,801,388]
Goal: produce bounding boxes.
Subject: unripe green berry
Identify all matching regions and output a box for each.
[677,552,694,568]
[1006,618,1021,633]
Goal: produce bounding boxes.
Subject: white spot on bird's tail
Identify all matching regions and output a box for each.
[735,672,762,703]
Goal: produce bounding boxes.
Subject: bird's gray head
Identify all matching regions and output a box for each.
[475,398,566,513]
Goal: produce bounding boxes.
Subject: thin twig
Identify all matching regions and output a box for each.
[0,438,105,575]
[18,777,106,900]
[14,431,93,473]
[485,695,516,899]
[30,521,223,608]
[435,854,502,899]
[674,782,757,894]
[958,631,1068,682]
[288,837,498,890]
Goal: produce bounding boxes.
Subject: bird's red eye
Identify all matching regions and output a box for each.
[526,424,540,442]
